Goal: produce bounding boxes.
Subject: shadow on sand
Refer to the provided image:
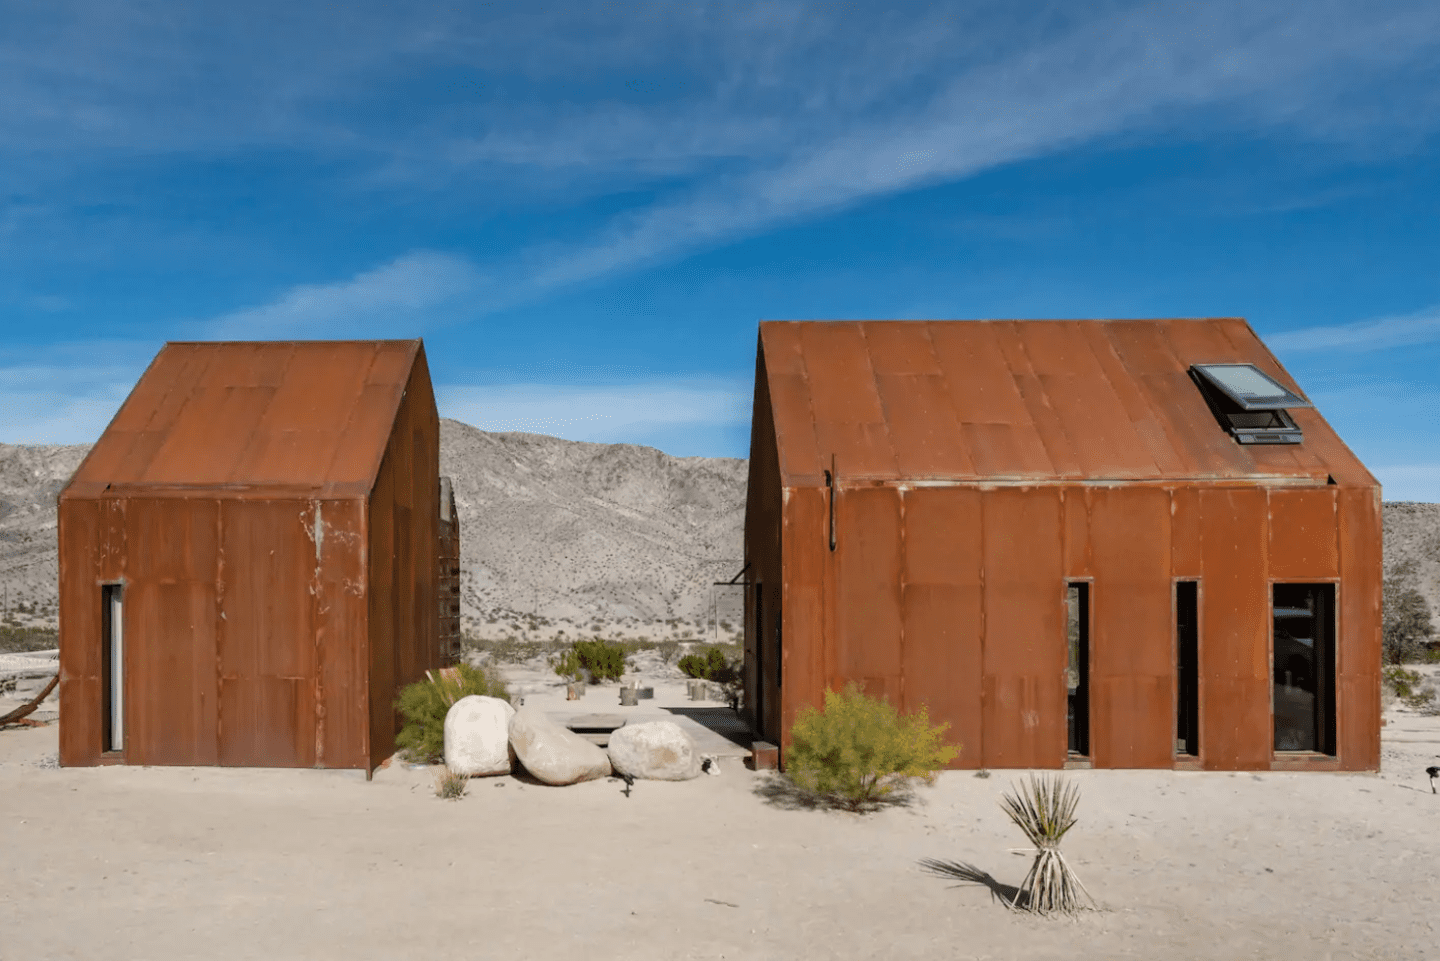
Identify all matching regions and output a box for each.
[918,858,1028,910]
[750,771,919,813]
[659,706,754,751]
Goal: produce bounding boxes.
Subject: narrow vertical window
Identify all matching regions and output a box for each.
[101,584,124,753]
[1175,581,1199,757]
[1066,583,1090,757]
[1273,584,1337,755]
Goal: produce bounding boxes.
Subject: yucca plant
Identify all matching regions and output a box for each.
[998,774,1095,916]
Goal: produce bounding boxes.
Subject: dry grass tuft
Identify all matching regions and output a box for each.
[435,766,469,800]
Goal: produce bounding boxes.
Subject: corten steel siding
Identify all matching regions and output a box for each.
[741,338,782,739]
[438,479,462,665]
[365,348,442,773]
[747,320,1382,772]
[57,495,372,768]
[58,339,441,772]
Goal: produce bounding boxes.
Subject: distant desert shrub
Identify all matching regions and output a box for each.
[785,683,958,811]
[573,638,626,681]
[551,646,584,681]
[678,644,739,680]
[1384,562,1436,664]
[1384,665,1438,711]
[0,626,58,654]
[395,662,510,764]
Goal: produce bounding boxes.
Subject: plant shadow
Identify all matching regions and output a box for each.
[750,771,918,813]
[918,858,1028,911]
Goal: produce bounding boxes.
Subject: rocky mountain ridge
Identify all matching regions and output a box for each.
[2,427,1438,642]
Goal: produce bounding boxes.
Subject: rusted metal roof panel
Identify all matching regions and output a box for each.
[875,374,975,477]
[762,319,1373,488]
[63,340,419,498]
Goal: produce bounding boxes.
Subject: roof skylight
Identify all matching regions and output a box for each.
[1189,364,1311,445]
[1191,364,1311,411]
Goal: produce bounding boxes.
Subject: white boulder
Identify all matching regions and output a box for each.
[508,706,612,785]
[443,695,517,776]
[607,720,701,781]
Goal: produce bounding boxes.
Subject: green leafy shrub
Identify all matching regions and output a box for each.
[551,647,583,681]
[785,682,958,811]
[1384,665,1438,710]
[1384,561,1436,664]
[572,638,626,681]
[678,645,734,680]
[0,626,58,654]
[395,662,511,764]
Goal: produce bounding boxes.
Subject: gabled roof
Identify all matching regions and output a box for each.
[62,339,424,500]
[759,319,1376,488]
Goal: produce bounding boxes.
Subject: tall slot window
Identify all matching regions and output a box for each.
[1273,583,1337,755]
[752,584,764,737]
[1175,581,1199,757]
[100,584,124,753]
[1066,583,1090,756]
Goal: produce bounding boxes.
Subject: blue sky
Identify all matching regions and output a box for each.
[2,2,1439,500]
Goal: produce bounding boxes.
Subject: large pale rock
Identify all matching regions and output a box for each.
[444,695,517,776]
[607,720,701,781]
[508,705,612,785]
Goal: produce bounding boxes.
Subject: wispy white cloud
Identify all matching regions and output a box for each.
[436,377,750,445]
[482,1,1440,298]
[205,250,483,340]
[1267,305,1440,353]
[0,340,158,444]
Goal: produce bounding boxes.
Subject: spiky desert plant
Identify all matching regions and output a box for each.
[998,774,1095,916]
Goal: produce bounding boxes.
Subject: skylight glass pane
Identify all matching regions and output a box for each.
[1192,364,1311,410]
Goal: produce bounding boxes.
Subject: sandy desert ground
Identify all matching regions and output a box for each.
[3,661,1439,961]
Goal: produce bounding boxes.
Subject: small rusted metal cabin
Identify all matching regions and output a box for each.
[58,339,456,774]
[744,319,1381,772]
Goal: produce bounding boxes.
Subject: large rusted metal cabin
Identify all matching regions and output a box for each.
[744,319,1381,772]
[58,339,456,774]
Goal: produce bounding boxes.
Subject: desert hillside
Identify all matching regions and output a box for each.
[0,421,747,643]
[3,428,1437,640]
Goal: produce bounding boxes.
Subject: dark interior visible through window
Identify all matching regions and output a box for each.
[1067,583,1090,756]
[1272,583,1336,755]
[1175,581,1199,757]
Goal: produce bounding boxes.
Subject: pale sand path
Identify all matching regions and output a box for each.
[2,668,1439,961]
